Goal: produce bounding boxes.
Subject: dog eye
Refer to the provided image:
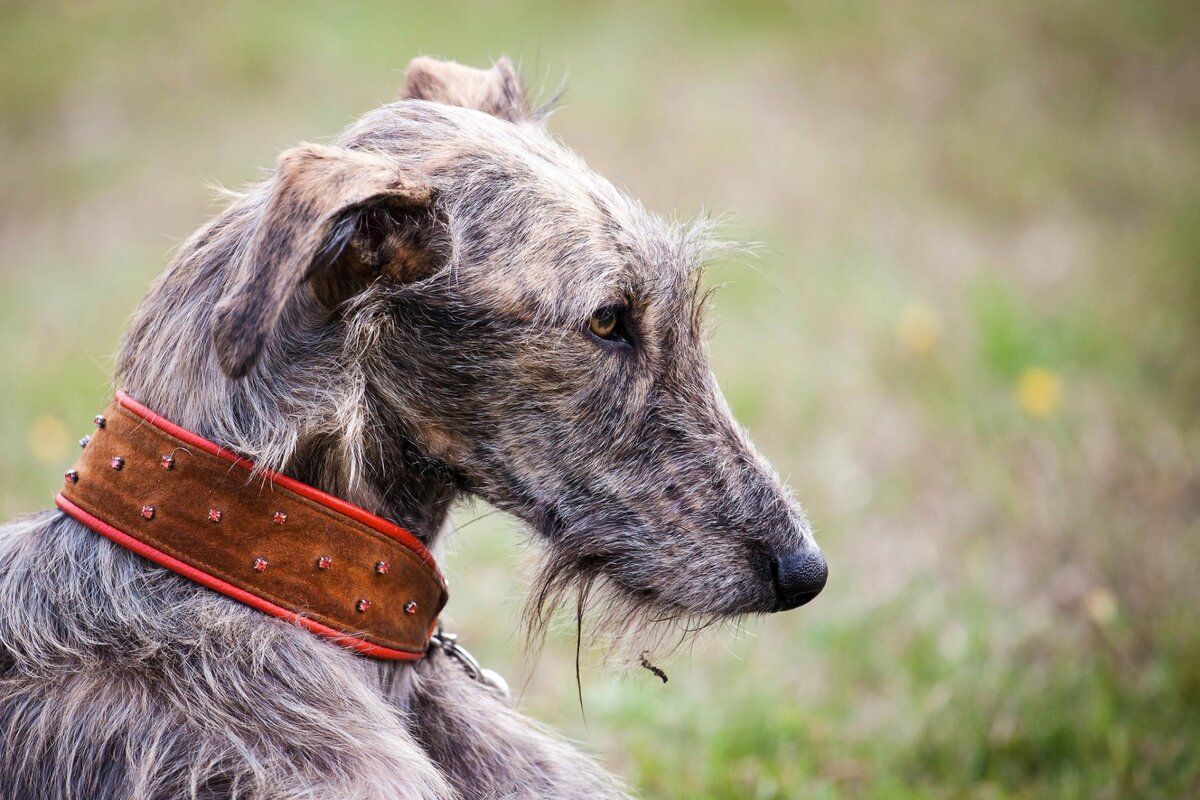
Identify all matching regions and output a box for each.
[588,306,623,341]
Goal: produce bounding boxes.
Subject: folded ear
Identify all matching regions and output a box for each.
[212,143,439,379]
[402,56,530,122]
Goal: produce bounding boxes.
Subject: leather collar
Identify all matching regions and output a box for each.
[56,391,447,660]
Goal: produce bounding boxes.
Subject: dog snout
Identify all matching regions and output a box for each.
[769,547,828,611]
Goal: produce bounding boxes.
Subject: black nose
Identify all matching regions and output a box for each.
[770,548,828,611]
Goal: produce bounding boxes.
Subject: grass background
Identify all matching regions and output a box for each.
[2,1,1199,797]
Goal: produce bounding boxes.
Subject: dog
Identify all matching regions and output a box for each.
[0,56,827,799]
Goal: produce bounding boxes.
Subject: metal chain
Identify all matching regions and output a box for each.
[429,629,511,702]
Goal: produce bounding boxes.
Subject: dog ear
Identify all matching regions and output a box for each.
[402,56,530,122]
[212,143,439,379]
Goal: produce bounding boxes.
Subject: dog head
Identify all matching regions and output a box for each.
[208,57,825,643]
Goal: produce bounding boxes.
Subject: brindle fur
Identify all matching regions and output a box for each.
[0,57,820,799]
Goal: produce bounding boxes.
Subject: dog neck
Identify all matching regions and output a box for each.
[115,242,464,548]
[283,412,461,547]
[115,363,461,549]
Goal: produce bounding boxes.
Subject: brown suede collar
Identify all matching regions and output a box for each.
[56,392,447,660]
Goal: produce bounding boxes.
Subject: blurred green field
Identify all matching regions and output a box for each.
[2,1,1199,797]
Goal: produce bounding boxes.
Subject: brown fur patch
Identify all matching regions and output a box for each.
[403,56,530,123]
[211,144,434,378]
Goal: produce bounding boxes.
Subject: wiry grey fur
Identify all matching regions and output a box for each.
[0,57,823,799]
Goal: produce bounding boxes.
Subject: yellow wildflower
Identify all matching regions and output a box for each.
[1084,588,1118,626]
[1016,367,1063,418]
[896,303,941,356]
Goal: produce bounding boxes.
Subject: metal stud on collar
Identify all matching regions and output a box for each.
[93,415,106,429]
[141,505,155,520]
[79,435,90,449]
[356,598,372,613]
[109,456,124,470]
[64,469,79,483]
[253,557,268,572]
[317,555,333,570]
[160,455,175,470]
[208,508,223,523]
